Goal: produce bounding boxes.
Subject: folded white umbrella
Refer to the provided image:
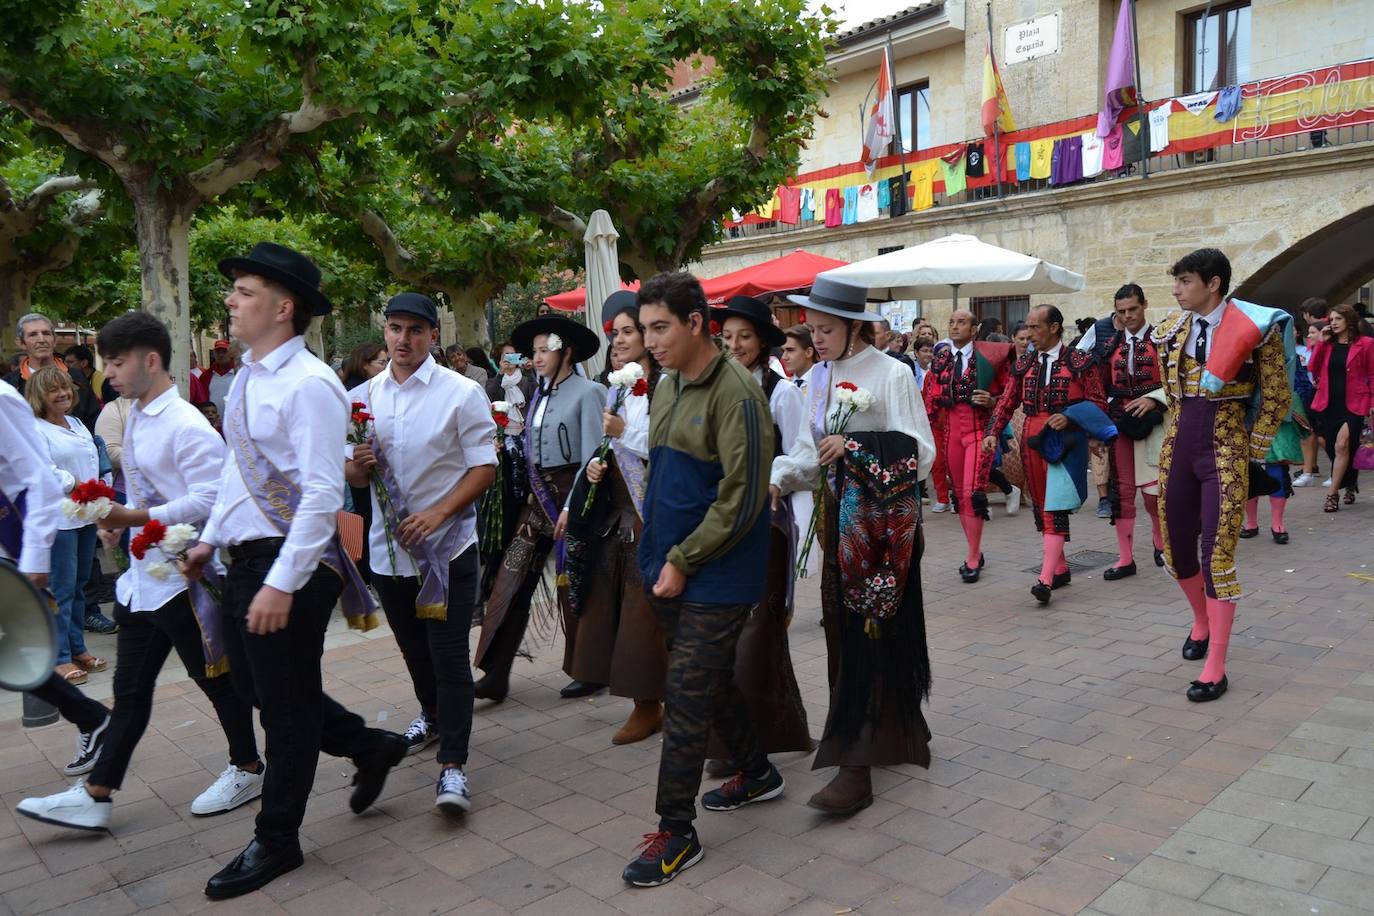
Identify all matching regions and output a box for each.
[581,209,620,378]
[817,233,1085,308]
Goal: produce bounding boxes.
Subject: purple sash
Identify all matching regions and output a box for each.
[0,489,24,560]
[360,381,466,621]
[124,423,229,677]
[523,386,567,577]
[605,387,646,519]
[224,367,379,630]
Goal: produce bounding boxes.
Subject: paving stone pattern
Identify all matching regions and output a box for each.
[3,487,1374,914]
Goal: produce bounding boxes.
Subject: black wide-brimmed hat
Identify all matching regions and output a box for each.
[717,295,786,348]
[600,290,639,337]
[511,315,601,363]
[786,275,882,323]
[218,242,333,316]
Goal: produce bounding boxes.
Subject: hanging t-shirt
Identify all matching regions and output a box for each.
[910,161,939,211]
[856,183,880,222]
[1049,139,1065,185]
[799,188,815,222]
[1029,139,1053,179]
[777,185,801,225]
[1148,104,1171,153]
[1081,132,1104,177]
[1176,90,1218,116]
[1015,142,1032,181]
[842,185,859,224]
[1121,116,1148,163]
[754,191,776,219]
[939,155,967,196]
[1102,124,1124,170]
[1215,85,1242,122]
[888,174,909,217]
[1060,135,1083,184]
[876,178,890,209]
[965,142,986,178]
[824,188,843,227]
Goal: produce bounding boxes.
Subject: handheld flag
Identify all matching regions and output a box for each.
[861,49,895,176]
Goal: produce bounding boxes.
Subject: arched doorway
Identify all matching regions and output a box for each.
[1235,204,1374,310]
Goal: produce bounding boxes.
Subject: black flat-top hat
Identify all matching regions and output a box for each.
[218,242,333,316]
[511,315,601,363]
[717,295,786,348]
[384,292,440,327]
[786,275,882,323]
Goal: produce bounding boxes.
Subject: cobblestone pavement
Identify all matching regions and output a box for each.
[3,485,1374,915]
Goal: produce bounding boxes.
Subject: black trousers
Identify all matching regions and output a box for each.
[90,595,259,790]
[30,672,108,733]
[222,555,388,850]
[374,547,480,767]
[651,598,764,830]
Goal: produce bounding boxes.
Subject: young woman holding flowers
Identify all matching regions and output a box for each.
[786,276,935,816]
[561,290,669,745]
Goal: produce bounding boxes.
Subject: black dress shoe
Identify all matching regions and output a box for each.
[958,556,983,583]
[1051,570,1072,590]
[204,840,303,899]
[473,672,508,703]
[559,680,607,699]
[1181,635,1209,661]
[1154,548,1165,567]
[350,732,407,814]
[1186,675,1228,703]
[1239,527,1259,539]
[1271,529,1289,544]
[1103,562,1137,581]
[1030,581,1052,605]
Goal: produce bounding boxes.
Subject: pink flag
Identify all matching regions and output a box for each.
[1098,0,1137,137]
[860,49,894,176]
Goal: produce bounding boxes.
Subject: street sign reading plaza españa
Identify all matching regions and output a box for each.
[1004,12,1060,65]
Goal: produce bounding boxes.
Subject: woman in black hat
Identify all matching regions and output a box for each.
[472,316,604,703]
[786,276,936,816]
[561,291,669,745]
[701,296,814,777]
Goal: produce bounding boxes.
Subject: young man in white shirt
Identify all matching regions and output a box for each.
[17,313,264,833]
[182,243,406,900]
[346,293,496,812]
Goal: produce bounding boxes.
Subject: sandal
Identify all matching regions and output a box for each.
[55,663,88,685]
[73,653,107,673]
[1324,493,1340,512]
[1344,488,1357,505]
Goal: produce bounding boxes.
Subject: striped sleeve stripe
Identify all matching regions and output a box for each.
[729,399,762,541]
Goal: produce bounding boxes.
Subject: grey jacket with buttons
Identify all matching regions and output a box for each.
[532,372,605,471]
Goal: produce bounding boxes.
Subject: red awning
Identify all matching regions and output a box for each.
[543,249,848,312]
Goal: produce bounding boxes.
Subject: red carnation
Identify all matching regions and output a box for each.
[351,410,372,424]
[603,319,615,334]
[493,413,510,428]
[351,401,367,412]
[631,378,649,397]
[709,320,721,336]
[836,381,858,392]
[130,518,167,561]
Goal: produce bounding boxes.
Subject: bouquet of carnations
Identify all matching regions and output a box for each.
[60,479,117,523]
[348,402,401,573]
[581,362,648,513]
[795,381,874,576]
[130,519,222,601]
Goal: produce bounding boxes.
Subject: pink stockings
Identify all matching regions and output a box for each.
[1114,494,1162,568]
[1039,533,1068,586]
[1245,496,1287,533]
[1178,573,1236,682]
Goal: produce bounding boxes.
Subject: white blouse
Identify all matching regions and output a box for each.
[755,368,819,495]
[37,414,101,530]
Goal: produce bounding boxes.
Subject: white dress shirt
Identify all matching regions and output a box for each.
[1184,300,1227,359]
[117,386,226,613]
[200,336,348,594]
[755,368,819,495]
[0,380,63,574]
[349,356,497,577]
[37,414,101,530]
[1038,342,1064,387]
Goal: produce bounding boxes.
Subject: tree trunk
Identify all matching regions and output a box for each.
[128,188,195,395]
[0,268,36,346]
[440,284,494,350]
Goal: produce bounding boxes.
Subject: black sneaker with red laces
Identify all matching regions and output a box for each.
[701,763,785,812]
[622,830,703,887]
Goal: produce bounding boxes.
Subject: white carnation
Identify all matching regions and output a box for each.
[60,499,81,520]
[545,333,563,352]
[850,388,876,411]
[145,561,174,581]
[620,361,645,382]
[834,385,853,405]
[491,400,511,413]
[160,524,199,555]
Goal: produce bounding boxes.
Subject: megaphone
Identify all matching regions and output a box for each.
[0,560,58,692]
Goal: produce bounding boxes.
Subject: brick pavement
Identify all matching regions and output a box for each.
[3,484,1373,915]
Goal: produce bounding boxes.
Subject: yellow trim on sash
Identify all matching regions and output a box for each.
[416,602,447,622]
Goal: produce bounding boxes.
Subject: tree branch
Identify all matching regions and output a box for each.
[25,176,97,208]
[0,82,120,168]
[355,208,433,288]
[540,205,588,240]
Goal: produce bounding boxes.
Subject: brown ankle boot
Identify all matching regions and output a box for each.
[612,700,663,745]
[806,766,874,815]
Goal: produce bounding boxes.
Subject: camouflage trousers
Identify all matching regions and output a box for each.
[650,598,765,829]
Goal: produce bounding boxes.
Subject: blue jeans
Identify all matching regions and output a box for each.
[51,525,97,664]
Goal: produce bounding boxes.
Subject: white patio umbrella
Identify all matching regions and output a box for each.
[581,209,620,378]
[817,233,1085,308]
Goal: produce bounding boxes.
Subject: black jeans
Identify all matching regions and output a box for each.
[651,598,764,830]
[222,555,388,850]
[90,595,259,790]
[374,547,480,767]
[30,672,108,733]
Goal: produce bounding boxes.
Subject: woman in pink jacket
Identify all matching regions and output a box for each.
[1309,303,1374,511]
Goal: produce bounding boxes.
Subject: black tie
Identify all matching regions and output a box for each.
[953,350,964,382]
[1039,353,1051,408]
[1196,318,1209,366]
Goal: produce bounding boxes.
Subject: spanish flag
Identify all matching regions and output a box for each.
[981,37,1015,137]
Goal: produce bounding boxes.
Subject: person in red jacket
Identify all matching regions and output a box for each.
[1308,303,1374,511]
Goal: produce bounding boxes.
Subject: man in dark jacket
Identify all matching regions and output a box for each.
[4,313,100,429]
[623,271,778,888]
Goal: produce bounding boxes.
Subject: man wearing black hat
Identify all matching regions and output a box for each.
[346,293,496,812]
[182,243,407,899]
[472,313,604,702]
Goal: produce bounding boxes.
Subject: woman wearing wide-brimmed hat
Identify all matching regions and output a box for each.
[472,315,604,704]
[787,276,936,815]
[701,295,814,779]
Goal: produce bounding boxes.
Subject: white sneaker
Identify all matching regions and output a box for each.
[435,768,471,813]
[1292,472,1317,487]
[191,764,265,816]
[63,716,110,777]
[17,783,111,832]
[931,502,950,513]
[1005,486,1022,516]
[1323,478,1333,488]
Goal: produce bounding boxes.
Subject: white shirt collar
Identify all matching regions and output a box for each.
[1041,342,1064,361]
[1195,300,1226,326]
[383,354,436,389]
[243,335,306,374]
[136,385,179,418]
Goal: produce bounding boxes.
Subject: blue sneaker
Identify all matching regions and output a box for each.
[701,764,784,812]
[622,831,703,887]
[435,768,471,813]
